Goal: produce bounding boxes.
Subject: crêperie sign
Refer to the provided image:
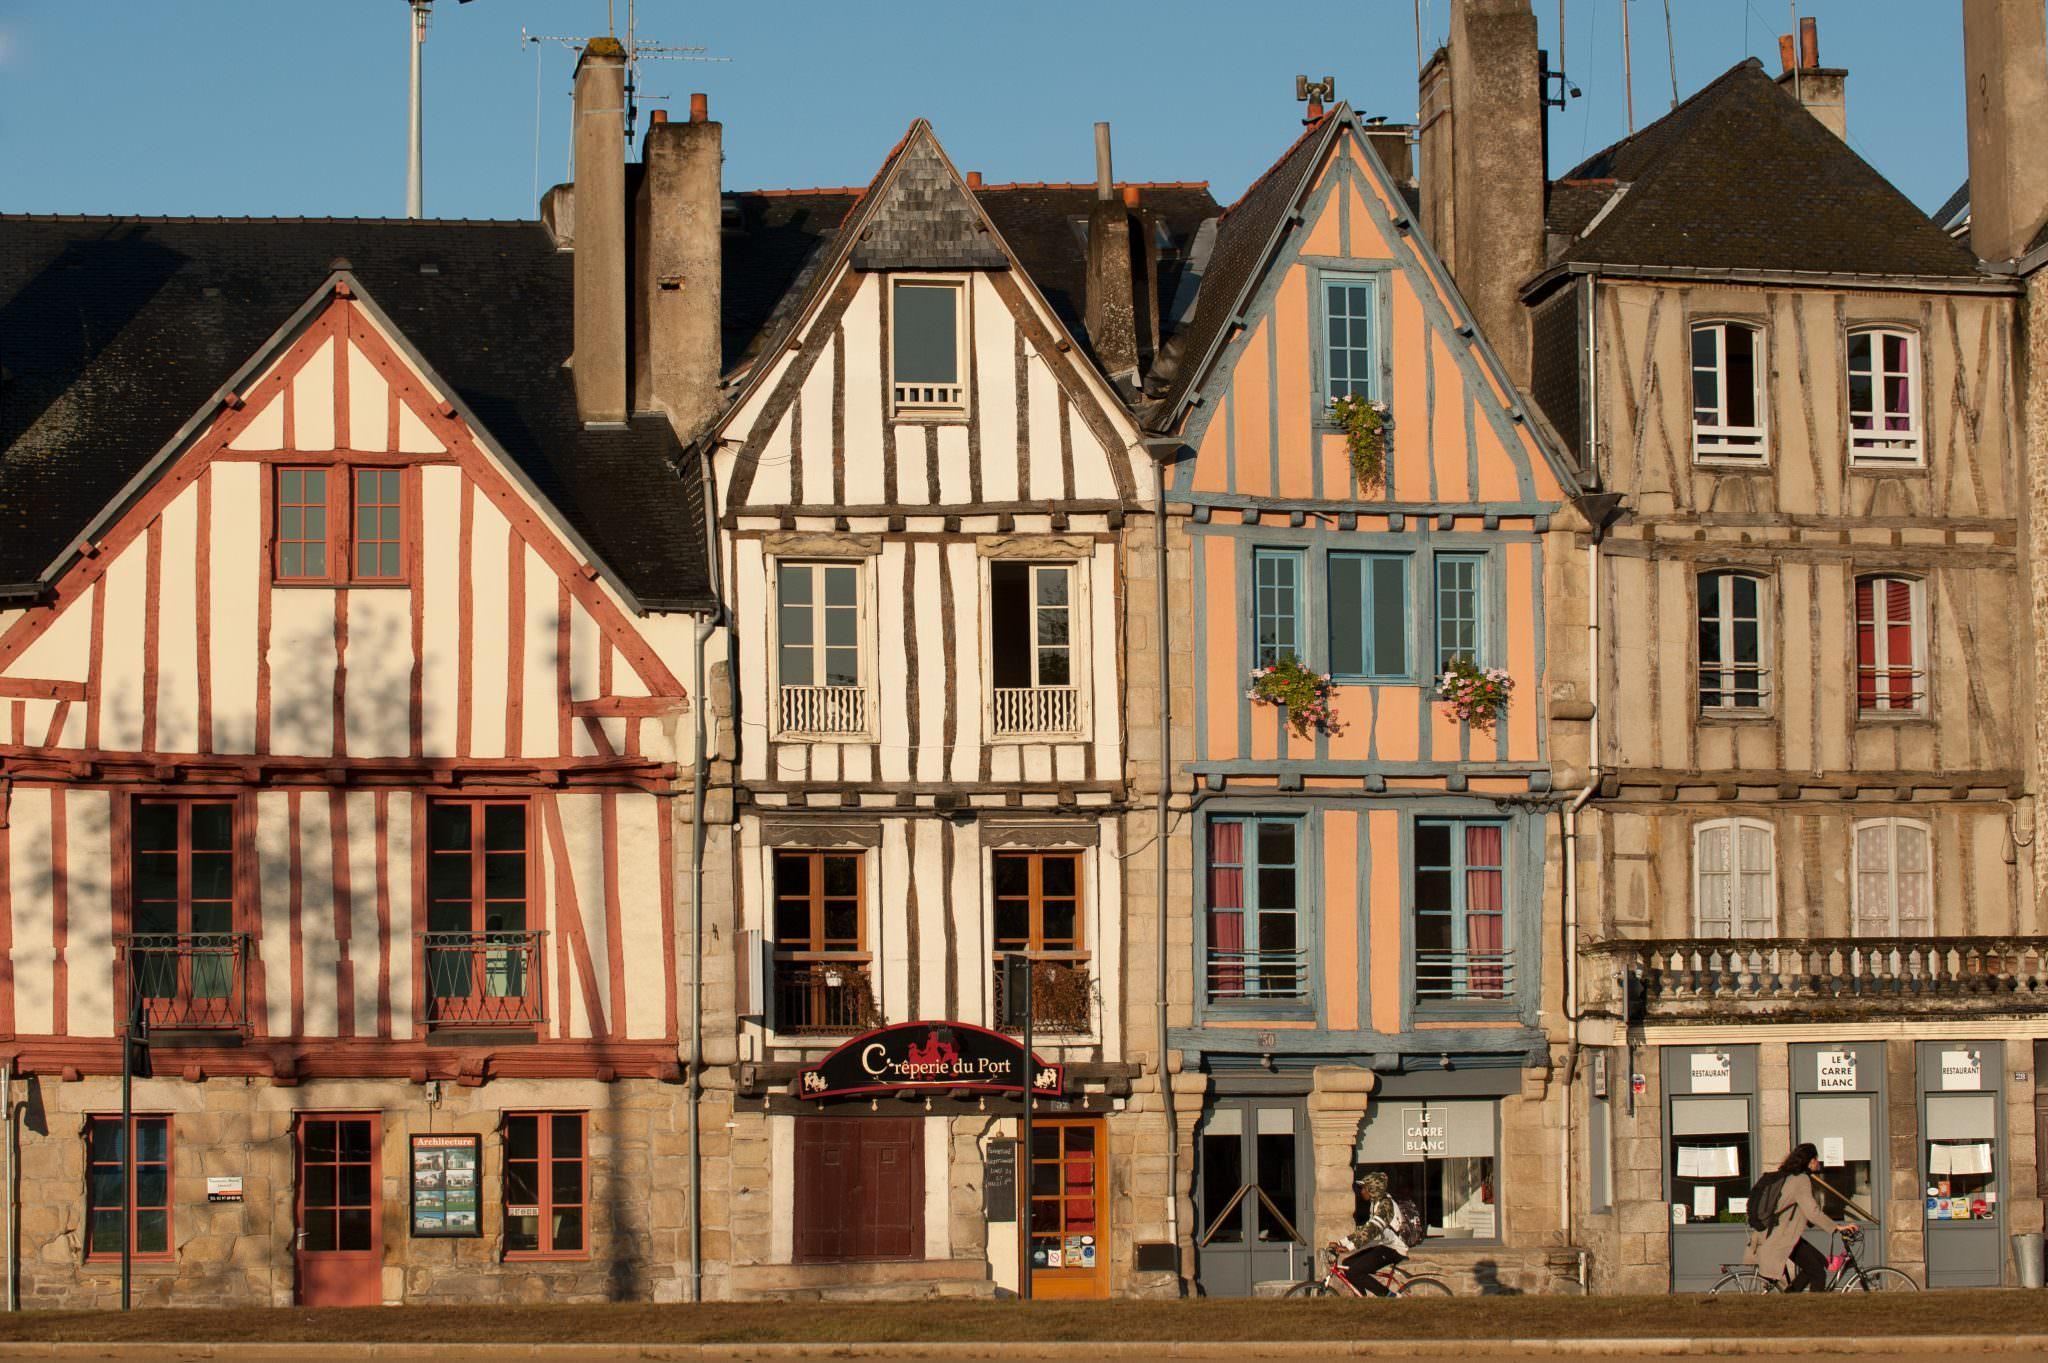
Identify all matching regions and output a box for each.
[798,1021,1062,1099]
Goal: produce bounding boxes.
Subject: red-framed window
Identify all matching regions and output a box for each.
[85,1115,171,1261]
[504,1112,587,1257]
[272,464,408,585]
[130,798,241,1026]
[424,800,535,1026]
[1854,575,1925,714]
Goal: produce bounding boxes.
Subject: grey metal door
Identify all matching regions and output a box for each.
[1194,1098,1310,1297]
[1664,1048,1758,1294]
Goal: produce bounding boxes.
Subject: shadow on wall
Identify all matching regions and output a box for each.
[1469,1258,1523,1295]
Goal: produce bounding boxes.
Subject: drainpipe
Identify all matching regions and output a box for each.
[687,444,727,1304]
[3,1061,13,1313]
[1149,444,1182,1282]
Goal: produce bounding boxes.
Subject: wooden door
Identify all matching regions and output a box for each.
[1025,1116,1109,1299]
[794,1116,924,1262]
[295,1115,382,1306]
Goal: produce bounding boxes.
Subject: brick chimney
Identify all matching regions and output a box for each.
[1084,122,1142,387]
[571,37,628,426]
[633,92,723,440]
[1963,0,2048,261]
[1417,0,1545,383]
[1774,17,1848,141]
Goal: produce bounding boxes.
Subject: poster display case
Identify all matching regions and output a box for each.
[410,1133,482,1238]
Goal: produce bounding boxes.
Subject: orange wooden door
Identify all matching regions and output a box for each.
[1025,1116,1109,1299]
[295,1115,382,1306]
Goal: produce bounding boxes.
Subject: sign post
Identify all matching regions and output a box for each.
[1016,953,1034,1302]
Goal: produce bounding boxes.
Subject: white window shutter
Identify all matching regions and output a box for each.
[1735,822,1775,937]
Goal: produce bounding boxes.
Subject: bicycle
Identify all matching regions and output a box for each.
[1283,1240,1453,1298]
[1709,1227,1919,1293]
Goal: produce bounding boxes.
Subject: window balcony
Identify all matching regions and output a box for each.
[991,686,1080,738]
[892,381,966,414]
[1592,936,2048,1023]
[124,933,254,1033]
[779,684,868,737]
[1204,948,1309,1004]
[1415,948,1515,1003]
[774,959,879,1036]
[990,956,1093,1034]
[424,931,547,1029]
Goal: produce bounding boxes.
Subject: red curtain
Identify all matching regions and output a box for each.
[1207,822,1245,997]
[1464,825,1505,997]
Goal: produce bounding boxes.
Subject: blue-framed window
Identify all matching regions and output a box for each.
[1323,274,1382,403]
[1433,554,1486,674]
[1205,817,1304,1003]
[1413,820,1510,1002]
[1252,550,1302,668]
[1329,552,1408,679]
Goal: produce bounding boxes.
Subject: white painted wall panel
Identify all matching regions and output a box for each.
[616,794,664,1039]
[343,791,384,1034]
[226,400,283,451]
[297,794,339,1037]
[254,792,294,1037]
[7,791,54,1035]
[876,818,911,1023]
[63,790,114,1037]
[98,543,148,752]
[875,548,912,784]
[947,542,982,781]
[973,277,1020,503]
[799,345,835,504]
[466,504,511,759]
[154,485,201,754]
[737,550,769,783]
[1025,357,1067,502]
[558,793,610,1039]
[209,464,261,754]
[522,545,560,760]
[898,425,931,506]
[396,404,443,454]
[842,282,884,501]
[5,583,92,684]
[267,589,336,757]
[934,425,972,503]
[347,343,388,452]
[344,589,414,757]
[748,418,792,508]
[418,467,462,757]
[292,338,335,451]
[386,791,415,1037]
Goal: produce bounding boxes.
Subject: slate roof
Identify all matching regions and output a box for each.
[1541,60,1984,281]
[0,216,712,608]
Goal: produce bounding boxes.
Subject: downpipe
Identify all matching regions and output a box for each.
[686,441,727,1305]
[1151,450,1182,1280]
[1559,526,1604,1287]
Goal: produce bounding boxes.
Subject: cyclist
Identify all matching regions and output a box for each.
[1337,1170,1414,1297]
[1749,1142,1855,1292]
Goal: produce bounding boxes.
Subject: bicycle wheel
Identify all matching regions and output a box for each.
[1710,1269,1769,1294]
[1283,1278,1337,1298]
[1394,1275,1453,1298]
[1845,1266,1919,1292]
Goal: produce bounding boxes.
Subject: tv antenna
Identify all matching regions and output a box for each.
[405,0,480,219]
[523,0,728,152]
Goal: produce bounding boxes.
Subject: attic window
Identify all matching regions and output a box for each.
[891,278,967,417]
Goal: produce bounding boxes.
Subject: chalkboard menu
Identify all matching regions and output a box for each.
[984,1138,1018,1222]
[410,1134,482,1238]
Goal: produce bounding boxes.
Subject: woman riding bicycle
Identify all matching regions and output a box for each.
[1749,1142,1856,1292]
[1338,1170,1413,1297]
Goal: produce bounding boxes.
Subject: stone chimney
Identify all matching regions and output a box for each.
[1417,0,1545,383]
[1084,122,1142,386]
[633,93,723,440]
[1774,17,1848,141]
[1963,0,2048,262]
[572,37,628,426]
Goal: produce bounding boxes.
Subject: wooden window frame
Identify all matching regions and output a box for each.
[1852,817,1934,937]
[1320,272,1384,406]
[1846,326,1924,466]
[1328,550,1411,682]
[1252,548,1304,669]
[1203,815,1307,1007]
[502,1111,589,1261]
[422,798,536,1026]
[771,849,868,962]
[1693,817,1778,939]
[1432,552,1487,675]
[1697,570,1771,713]
[84,1114,173,1263]
[1854,574,1928,716]
[989,849,1086,959]
[888,276,970,419]
[1690,321,1768,463]
[773,559,872,739]
[127,796,241,1020]
[1412,818,1510,1003]
[271,462,411,587]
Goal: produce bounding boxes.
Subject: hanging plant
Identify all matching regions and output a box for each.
[1247,653,1337,737]
[1437,656,1514,732]
[1329,393,1391,492]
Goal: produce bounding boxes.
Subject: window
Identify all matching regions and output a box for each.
[1924,1093,1998,1220]
[424,800,536,1026]
[1329,552,1408,679]
[1205,817,1302,1003]
[1355,1099,1498,1240]
[272,466,408,585]
[504,1112,586,1257]
[1691,322,1766,460]
[1697,571,1769,711]
[130,798,239,1027]
[989,562,1078,735]
[777,562,866,736]
[1433,554,1485,674]
[86,1115,171,1260]
[1252,550,1301,669]
[1847,328,1922,463]
[891,279,965,414]
[1693,818,1776,938]
[1323,275,1382,403]
[772,849,873,1035]
[1853,818,1932,937]
[1855,575,1925,714]
[991,850,1089,1033]
[1413,821,1509,1001]
[1668,1095,1752,1227]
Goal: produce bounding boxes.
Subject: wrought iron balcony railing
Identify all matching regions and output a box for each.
[1415,949,1515,1002]
[123,933,253,1032]
[1204,948,1310,1003]
[990,955,1093,1034]
[773,958,879,1036]
[424,931,547,1029]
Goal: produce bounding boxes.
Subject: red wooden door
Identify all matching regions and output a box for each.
[794,1117,923,1262]
[295,1115,382,1306]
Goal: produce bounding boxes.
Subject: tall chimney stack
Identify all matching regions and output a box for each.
[1418,0,1545,383]
[634,92,724,439]
[572,37,628,425]
[1773,17,1849,141]
[1962,0,2048,261]
[1085,123,1141,386]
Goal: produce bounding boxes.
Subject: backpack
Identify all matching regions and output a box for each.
[1745,1171,1790,1232]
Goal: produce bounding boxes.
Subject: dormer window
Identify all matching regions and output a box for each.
[1691,321,1766,462]
[891,279,966,416]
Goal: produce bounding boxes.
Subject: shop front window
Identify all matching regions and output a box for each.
[1354,1098,1498,1242]
[1668,1095,1751,1227]
[1797,1095,1876,1222]
[1924,1093,1999,1222]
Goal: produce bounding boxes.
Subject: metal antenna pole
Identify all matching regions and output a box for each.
[1621,0,1636,133]
[407,0,429,218]
[1662,0,1679,110]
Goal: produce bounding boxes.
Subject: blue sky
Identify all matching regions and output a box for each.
[0,1,1972,220]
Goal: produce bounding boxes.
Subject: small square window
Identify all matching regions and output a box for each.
[272,465,409,585]
[275,467,331,581]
